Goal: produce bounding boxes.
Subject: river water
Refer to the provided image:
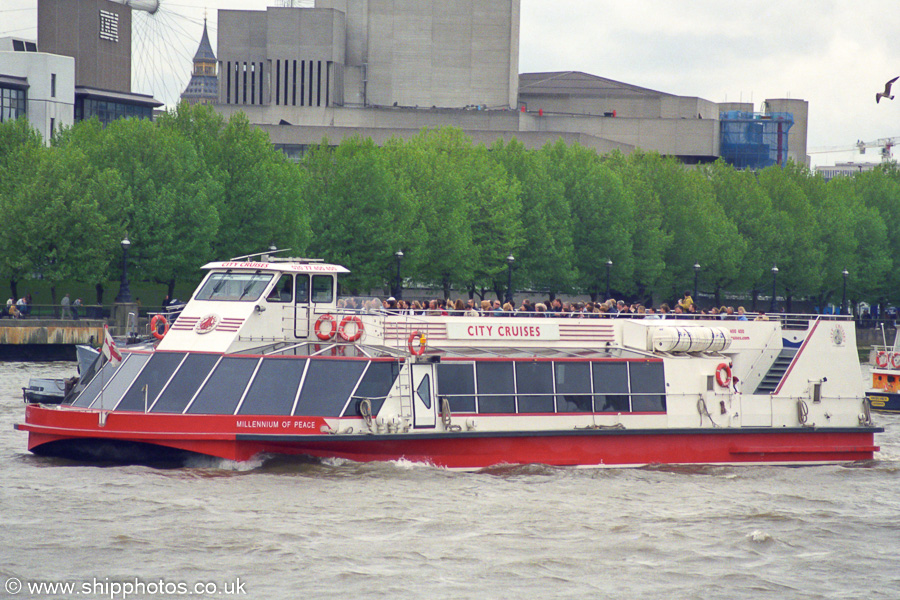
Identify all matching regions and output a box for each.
[1,361,899,600]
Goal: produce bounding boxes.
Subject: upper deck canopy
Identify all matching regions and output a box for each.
[201,259,350,275]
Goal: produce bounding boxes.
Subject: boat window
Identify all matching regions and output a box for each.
[195,272,274,302]
[187,357,259,414]
[311,275,334,303]
[295,359,366,416]
[593,362,630,412]
[238,357,306,415]
[516,362,554,413]
[476,362,515,414]
[436,363,476,412]
[152,353,220,413]
[346,361,399,416]
[117,352,186,412]
[71,359,121,407]
[94,354,150,410]
[555,362,592,412]
[416,374,432,409]
[629,362,666,412]
[266,274,294,303]
[295,274,310,304]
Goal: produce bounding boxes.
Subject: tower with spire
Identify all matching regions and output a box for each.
[180,18,218,105]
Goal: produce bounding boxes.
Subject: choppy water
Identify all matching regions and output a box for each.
[1,361,899,600]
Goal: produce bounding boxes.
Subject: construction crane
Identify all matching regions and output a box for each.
[809,136,900,162]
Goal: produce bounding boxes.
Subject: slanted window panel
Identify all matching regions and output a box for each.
[267,274,293,302]
[117,352,186,411]
[238,358,306,415]
[436,363,475,412]
[187,357,259,414]
[476,362,515,414]
[515,362,554,413]
[295,359,366,416]
[416,374,432,409]
[593,362,630,412]
[311,275,333,303]
[97,354,150,410]
[629,362,666,412]
[152,353,220,413]
[555,362,592,412]
[72,359,122,407]
[347,360,400,416]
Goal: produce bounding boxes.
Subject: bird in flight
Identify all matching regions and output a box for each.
[876,76,899,103]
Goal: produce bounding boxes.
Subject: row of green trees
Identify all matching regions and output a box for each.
[0,103,897,310]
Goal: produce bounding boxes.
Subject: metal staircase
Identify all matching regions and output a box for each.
[754,349,797,394]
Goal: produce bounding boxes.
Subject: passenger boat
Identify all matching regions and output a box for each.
[16,253,881,469]
[866,335,900,413]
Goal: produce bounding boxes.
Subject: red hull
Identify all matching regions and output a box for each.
[17,404,881,469]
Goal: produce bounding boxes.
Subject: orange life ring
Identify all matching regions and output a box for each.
[150,314,169,340]
[338,315,364,342]
[891,353,900,369]
[408,331,426,356]
[715,362,732,388]
[314,314,337,341]
[876,351,890,368]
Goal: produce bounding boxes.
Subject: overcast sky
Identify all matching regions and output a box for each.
[2,0,899,167]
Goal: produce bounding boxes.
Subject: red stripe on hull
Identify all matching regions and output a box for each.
[17,405,880,469]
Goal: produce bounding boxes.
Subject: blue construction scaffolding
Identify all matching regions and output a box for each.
[719,111,794,169]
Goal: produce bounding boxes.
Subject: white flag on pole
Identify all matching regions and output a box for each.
[102,324,122,364]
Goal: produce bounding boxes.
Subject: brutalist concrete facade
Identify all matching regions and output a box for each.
[37,0,131,93]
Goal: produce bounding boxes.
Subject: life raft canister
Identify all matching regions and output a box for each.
[337,315,364,342]
[715,362,732,388]
[314,314,337,341]
[150,314,169,340]
[408,331,426,356]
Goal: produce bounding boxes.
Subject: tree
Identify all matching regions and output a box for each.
[491,139,575,299]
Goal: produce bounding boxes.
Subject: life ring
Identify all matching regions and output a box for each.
[150,314,169,340]
[715,362,732,388]
[314,314,337,340]
[408,331,426,356]
[338,315,364,342]
[875,351,890,368]
[891,353,900,369]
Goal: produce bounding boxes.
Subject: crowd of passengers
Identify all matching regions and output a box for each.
[338,291,772,321]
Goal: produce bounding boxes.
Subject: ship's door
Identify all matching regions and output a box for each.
[293,274,310,338]
[410,363,437,428]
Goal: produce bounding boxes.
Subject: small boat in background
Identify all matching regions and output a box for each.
[867,332,900,413]
[22,345,100,404]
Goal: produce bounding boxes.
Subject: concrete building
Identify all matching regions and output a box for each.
[207,0,807,167]
[36,0,161,125]
[0,36,75,142]
[816,162,880,182]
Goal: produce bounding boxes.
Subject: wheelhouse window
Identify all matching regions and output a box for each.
[311,275,334,303]
[195,271,274,302]
[266,274,294,302]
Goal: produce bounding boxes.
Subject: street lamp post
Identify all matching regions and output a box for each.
[842,269,849,315]
[115,237,132,303]
[394,250,404,300]
[693,263,701,308]
[770,265,779,313]
[605,259,613,300]
[506,254,515,304]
